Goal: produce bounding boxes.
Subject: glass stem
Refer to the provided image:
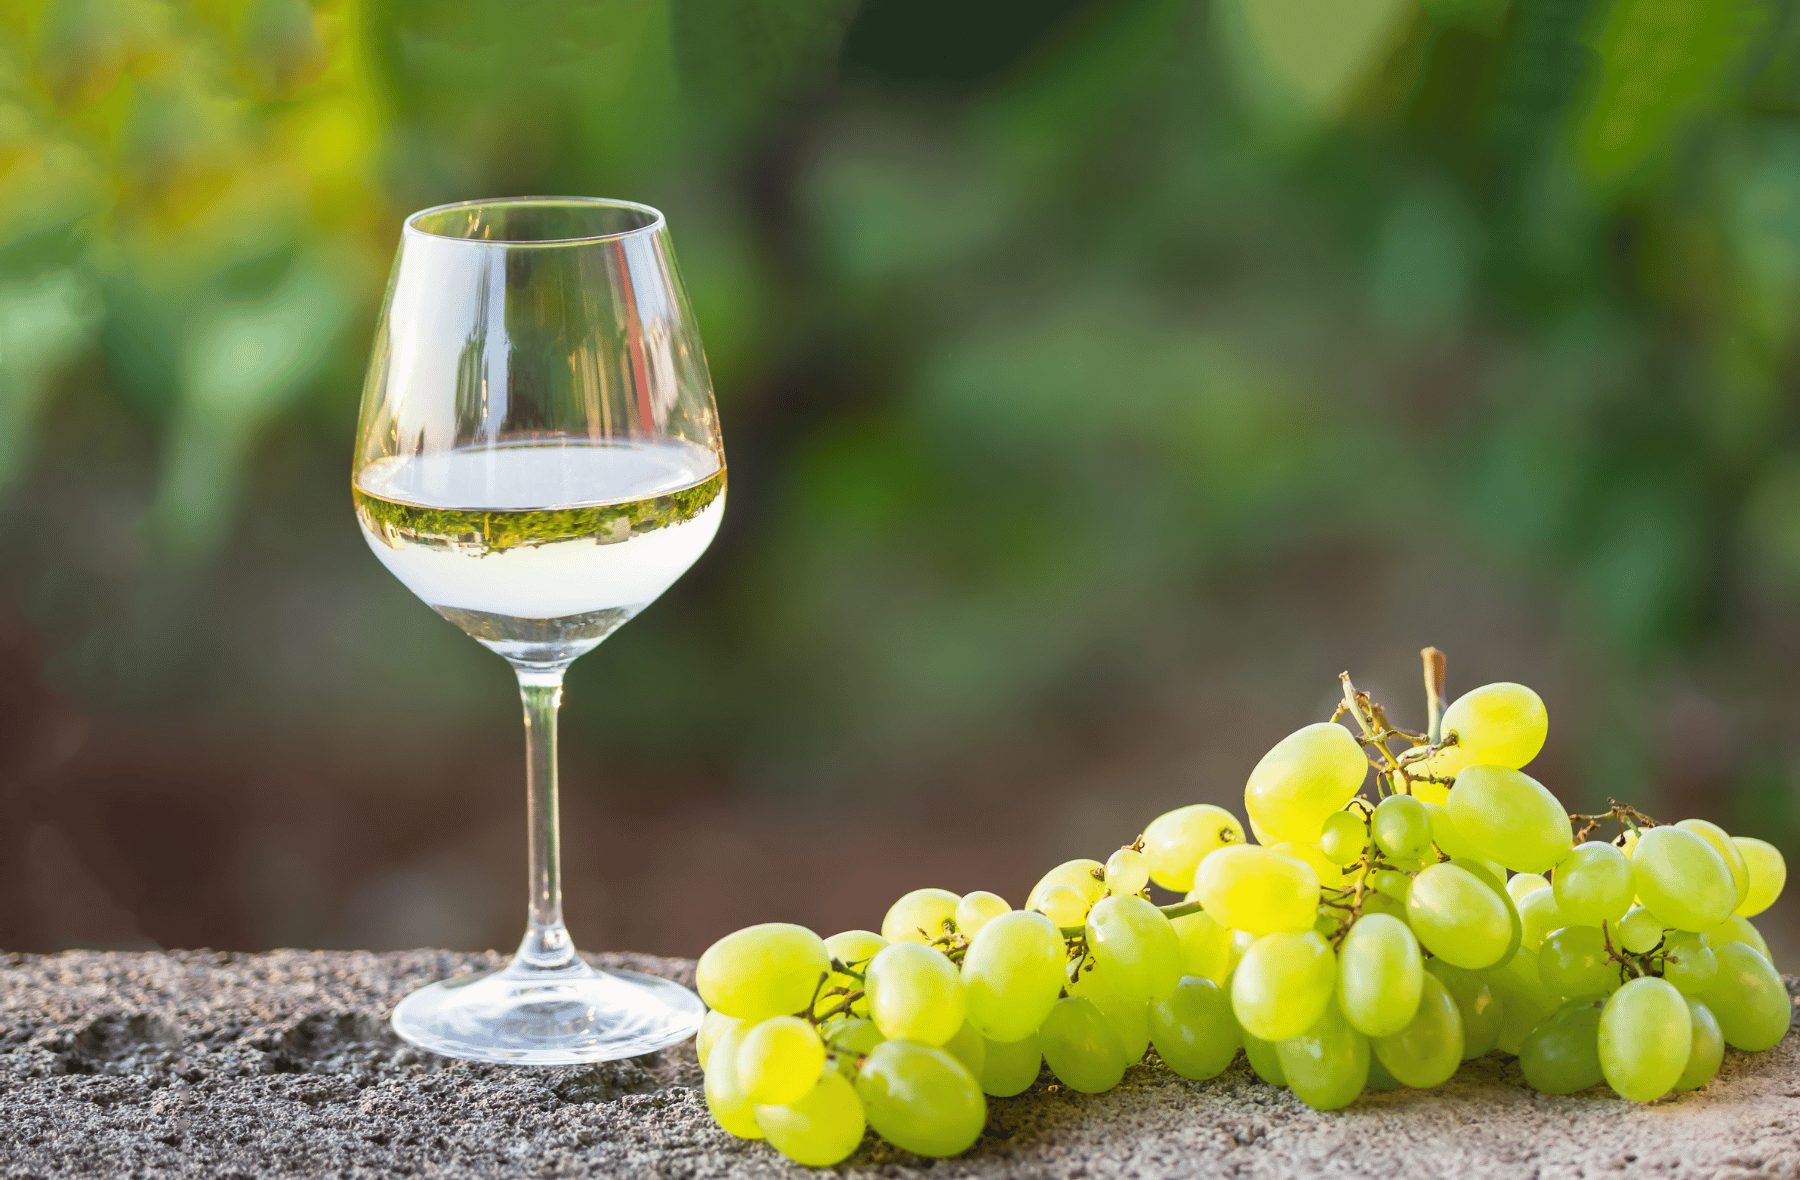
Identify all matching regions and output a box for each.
[514,663,577,970]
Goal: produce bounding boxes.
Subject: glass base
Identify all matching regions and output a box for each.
[391,954,704,1065]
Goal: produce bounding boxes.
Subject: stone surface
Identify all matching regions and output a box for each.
[1,950,1798,1178]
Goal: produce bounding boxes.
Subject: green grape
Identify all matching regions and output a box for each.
[1673,998,1724,1093]
[1193,844,1321,935]
[1085,894,1183,1001]
[1409,778,1449,807]
[1506,872,1549,902]
[855,1040,986,1158]
[1038,995,1128,1093]
[1312,906,1342,941]
[1676,819,1750,911]
[1406,863,1511,970]
[1519,997,1604,1095]
[1451,855,1522,967]
[1148,976,1240,1080]
[961,910,1066,1042]
[1370,868,1411,902]
[1484,948,1554,1056]
[1446,765,1572,874]
[1036,884,1090,928]
[697,1008,743,1070]
[941,1019,987,1081]
[1661,932,1718,994]
[1271,839,1345,889]
[1616,906,1663,954]
[1244,722,1369,844]
[697,923,833,1022]
[755,1067,865,1167]
[1241,1029,1287,1086]
[865,942,965,1046]
[703,1022,765,1139]
[1539,926,1618,998]
[977,1032,1041,1097]
[1703,913,1772,964]
[1373,794,1433,862]
[1631,827,1736,933]
[1230,930,1336,1042]
[1420,681,1549,780]
[1069,956,1150,1063]
[1365,1053,1404,1090]
[1104,847,1151,897]
[1552,842,1632,928]
[825,1018,885,1080]
[1319,810,1368,865]
[1598,977,1692,1102]
[1276,999,1370,1111]
[823,930,886,1018]
[1698,941,1792,1050]
[738,1015,827,1106]
[953,892,1011,940]
[1026,859,1106,912]
[1372,972,1464,1088]
[1170,903,1236,985]
[881,888,962,945]
[1517,887,1564,952]
[1338,913,1424,1038]
[1733,837,1787,917]
[1423,800,1475,860]
[1361,889,1409,924]
[1142,804,1246,891]
[1426,959,1503,1058]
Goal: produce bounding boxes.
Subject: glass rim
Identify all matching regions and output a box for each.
[402,196,666,246]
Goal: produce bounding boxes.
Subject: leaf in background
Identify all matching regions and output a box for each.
[1367,176,1483,336]
[670,0,858,134]
[1214,0,1418,135]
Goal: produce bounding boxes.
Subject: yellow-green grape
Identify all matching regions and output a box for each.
[1673,998,1724,1093]
[1149,976,1240,1080]
[1599,977,1692,1102]
[1085,894,1183,1001]
[1426,959,1503,1058]
[1616,906,1663,954]
[1170,902,1237,986]
[1270,839,1346,888]
[826,1018,885,1080]
[1519,997,1604,1095]
[1361,889,1408,924]
[697,1008,743,1070]
[865,942,965,1046]
[1276,998,1370,1111]
[978,1032,1041,1097]
[1484,947,1554,1056]
[1230,930,1336,1042]
[1506,872,1549,902]
[1408,776,1451,807]
[1733,837,1787,917]
[1699,941,1793,1050]
[1553,841,1633,928]
[1424,681,1550,779]
[1676,819,1750,911]
[953,892,1011,939]
[1631,826,1736,933]
[1026,859,1106,912]
[754,1068,865,1167]
[1447,765,1572,874]
[1372,972,1464,1088]
[881,888,961,945]
[1192,844,1321,935]
[961,910,1065,1042]
[737,1016,827,1106]
[703,1022,765,1139]
[854,1040,986,1158]
[1661,932,1718,994]
[1039,995,1128,1092]
[1319,810,1367,866]
[1371,868,1410,902]
[1104,847,1151,897]
[1406,863,1511,970]
[941,1019,987,1081]
[1517,887,1564,952]
[1423,799,1475,860]
[1455,855,1522,966]
[1365,1053,1404,1090]
[822,929,885,1017]
[1069,956,1151,1063]
[1241,1029,1286,1086]
[1244,722,1369,844]
[1703,913,1772,964]
[1373,794,1434,862]
[698,923,832,1021]
[1338,913,1424,1037]
[1538,926,1617,998]
[1141,804,1246,891]
[1035,884,1090,929]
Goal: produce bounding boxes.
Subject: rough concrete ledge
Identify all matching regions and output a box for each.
[2,950,1798,1179]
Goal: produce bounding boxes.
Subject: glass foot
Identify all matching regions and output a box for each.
[391,955,704,1065]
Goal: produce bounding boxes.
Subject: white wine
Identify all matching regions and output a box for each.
[354,439,725,663]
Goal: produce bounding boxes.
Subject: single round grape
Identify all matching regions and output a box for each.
[825,1018,885,1080]
[1733,837,1787,917]
[1276,998,1370,1111]
[1141,804,1246,891]
[1699,940,1793,1050]
[697,1008,743,1070]
[881,888,961,945]
[1365,1052,1404,1090]
[1169,903,1236,986]
[1408,777,1450,807]
[953,892,1011,939]
[1447,765,1572,874]
[1192,844,1321,935]
[1230,930,1336,1042]
[1372,972,1464,1088]
[703,1021,765,1139]
[855,1040,985,1158]
[1539,926,1618,998]
[1407,863,1511,970]
[755,1069,866,1166]
[1661,932,1718,994]
[1338,913,1424,1038]
[1036,884,1090,929]
[1241,1029,1286,1087]
[1244,721,1369,844]
[1026,859,1106,912]
[1676,819,1750,911]
[1361,889,1408,924]
[822,929,886,1018]
[1085,894,1183,1001]
[1553,841,1633,928]
[941,1018,986,1081]
[1599,976,1692,1102]
[1484,947,1555,1056]
[1038,995,1128,1093]
[1370,868,1411,902]
[1517,887,1565,952]
[1631,827,1736,933]
[1506,872,1549,902]
[1422,799,1474,860]
[1319,810,1368,865]
[1104,847,1151,898]
[1430,682,1550,778]
[1373,794,1434,862]
[1426,959,1503,1058]
[1148,976,1240,1080]
[977,1032,1041,1097]
[1703,912,1772,964]
[961,909,1065,1042]
[1270,839,1345,889]
[1673,997,1724,1093]
[1519,997,1604,1095]
[737,1015,827,1106]
[1068,956,1150,1063]
[1616,906,1663,954]
[865,941,965,1046]
[698,923,832,1022]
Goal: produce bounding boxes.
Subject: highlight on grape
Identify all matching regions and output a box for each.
[694,648,1791,1164]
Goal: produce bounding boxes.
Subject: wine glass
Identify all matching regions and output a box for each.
[352,197,720,1064]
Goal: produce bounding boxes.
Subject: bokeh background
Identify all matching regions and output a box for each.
[4,0,1799,965]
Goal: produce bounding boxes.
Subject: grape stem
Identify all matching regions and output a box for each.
[1568,799,1661,843]
[1422,646,1447,745]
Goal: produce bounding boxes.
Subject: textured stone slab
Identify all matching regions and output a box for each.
[2,950,1798,1178]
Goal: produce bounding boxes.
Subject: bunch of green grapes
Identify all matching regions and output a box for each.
[691,654,1791,1164]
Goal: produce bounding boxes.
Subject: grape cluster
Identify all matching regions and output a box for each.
[694,652,1792,1165]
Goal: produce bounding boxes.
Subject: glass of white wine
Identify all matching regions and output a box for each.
[352,197,720,1064]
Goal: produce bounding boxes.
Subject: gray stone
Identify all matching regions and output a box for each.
[1,950,1797,1178]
